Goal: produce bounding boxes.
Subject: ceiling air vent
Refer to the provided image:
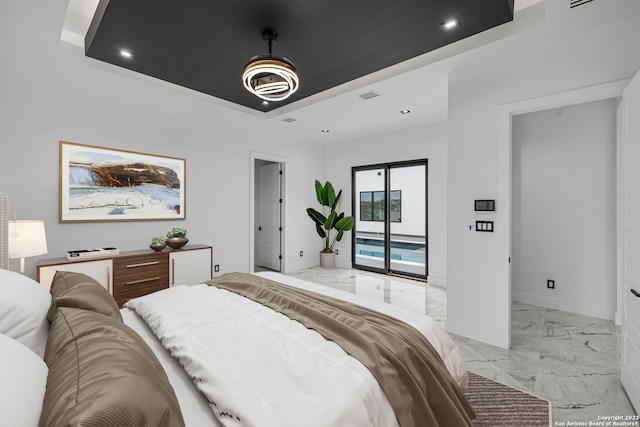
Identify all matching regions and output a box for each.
[358,91,381,101]
[282,117,297,123]
[570,0,594,8]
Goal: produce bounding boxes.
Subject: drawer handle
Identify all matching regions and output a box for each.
[107,266,112,295]
[632,289,640,298]
[126,277,160,286]
[126,261,160,268]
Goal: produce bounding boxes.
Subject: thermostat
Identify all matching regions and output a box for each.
[474,200,495,212]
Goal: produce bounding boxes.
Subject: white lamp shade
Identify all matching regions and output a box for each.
[8,220,48,258]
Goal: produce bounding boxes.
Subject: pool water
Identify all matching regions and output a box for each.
[355,238,425,264]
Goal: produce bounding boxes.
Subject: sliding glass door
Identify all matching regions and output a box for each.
[353,168,386,270]
[352,160,427,279]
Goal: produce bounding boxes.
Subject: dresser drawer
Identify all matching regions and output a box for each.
[113,253,169,307]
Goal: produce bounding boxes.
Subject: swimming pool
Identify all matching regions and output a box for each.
[355,238,425,264]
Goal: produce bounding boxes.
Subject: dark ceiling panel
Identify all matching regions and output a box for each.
[85,0,514,112]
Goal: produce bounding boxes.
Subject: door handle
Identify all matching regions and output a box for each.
[631,289,640,298]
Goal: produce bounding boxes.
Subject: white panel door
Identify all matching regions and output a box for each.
[620,69,640,413]
[256,162,281,271]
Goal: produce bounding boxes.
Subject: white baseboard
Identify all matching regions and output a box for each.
[512,291,614,320]
[445,319,510,349]
[427,275,447,288]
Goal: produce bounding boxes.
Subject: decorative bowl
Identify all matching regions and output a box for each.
[165,237,188,249]
[149,243,166,251]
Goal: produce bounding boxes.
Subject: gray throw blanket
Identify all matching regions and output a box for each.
[207,272,475,427]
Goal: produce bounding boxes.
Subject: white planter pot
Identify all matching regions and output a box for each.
[319,251,335,268]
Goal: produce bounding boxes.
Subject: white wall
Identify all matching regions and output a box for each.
[446,0,640,347]
[322,121,448,286]
[0,0,323,278]
[512,99,617,320]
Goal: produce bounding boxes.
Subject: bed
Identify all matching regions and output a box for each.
[0,266,474,427]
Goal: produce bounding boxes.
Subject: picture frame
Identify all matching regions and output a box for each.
[59,141,186,222]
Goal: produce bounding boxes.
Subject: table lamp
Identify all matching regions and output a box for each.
[8,219,48,275]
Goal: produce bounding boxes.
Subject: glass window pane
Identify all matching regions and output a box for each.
[390,164,426,276]
[354,169,385,271]
[373,191,385,221]
[390,190,401,222]
[360,192,372,221]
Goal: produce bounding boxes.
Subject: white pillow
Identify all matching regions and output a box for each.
[0,334,48,427]
[0,269,51,358]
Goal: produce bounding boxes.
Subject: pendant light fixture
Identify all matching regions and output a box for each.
[242,30,299,102]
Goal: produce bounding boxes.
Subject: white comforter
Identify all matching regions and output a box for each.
[125,272,467,427]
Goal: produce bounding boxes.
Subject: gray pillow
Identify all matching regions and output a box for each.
[40,307,185,427]
[48,270,122,322]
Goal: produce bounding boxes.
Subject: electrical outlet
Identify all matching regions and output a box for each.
[214,264,220,272]
[547,279,555,289]
[335,249,339,255]
[299,251,303,257]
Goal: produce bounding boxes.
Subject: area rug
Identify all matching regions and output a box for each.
[464,371,551,426]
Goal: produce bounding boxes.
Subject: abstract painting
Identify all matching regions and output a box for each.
[59,141,186,222]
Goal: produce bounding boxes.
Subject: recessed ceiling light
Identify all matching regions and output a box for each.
[442,18,459,30]
[119,49,133,58]
[321,129,330,133]
[400,109,411,115]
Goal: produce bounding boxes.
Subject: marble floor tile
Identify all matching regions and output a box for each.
[286,267,638,424]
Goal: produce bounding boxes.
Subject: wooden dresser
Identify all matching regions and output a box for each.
[37,244,212,307]
[112,251,170,307]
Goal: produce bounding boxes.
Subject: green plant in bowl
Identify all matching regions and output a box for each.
[150,235,167,251]
[166,227,187,238]
[166,226,188,249]
[151,235,166,244]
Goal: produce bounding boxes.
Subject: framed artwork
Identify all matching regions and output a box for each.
[59,141,186,222]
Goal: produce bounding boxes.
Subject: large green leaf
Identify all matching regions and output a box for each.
[336,216,355,231]
[324,181,336,208]
[336,229,344,242]
[331,189,342,212]
[314,180,324,206]
[306,208,326,226]
[324,211,337,230]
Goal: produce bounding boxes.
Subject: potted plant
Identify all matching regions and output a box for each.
[307,180,355,268]
[165,226,188,249]
[149,235,167,251]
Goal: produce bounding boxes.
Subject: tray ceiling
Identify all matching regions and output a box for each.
[85,0,514,113]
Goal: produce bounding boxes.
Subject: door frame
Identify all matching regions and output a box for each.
[618,71,640,412]
[497,79,629,349]
[249,152,286,273]
[351,159,428,280]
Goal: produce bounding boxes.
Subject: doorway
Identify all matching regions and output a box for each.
[352,159,428,280]
[252,157,284,272]
[494,80,628,349]
[511,99,617,319]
